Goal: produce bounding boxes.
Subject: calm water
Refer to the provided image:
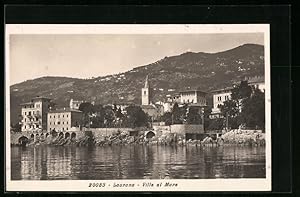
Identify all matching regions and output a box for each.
[11,145,265,180]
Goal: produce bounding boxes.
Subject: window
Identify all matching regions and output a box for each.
[67,122,68,124]
[144,91,146,95]
[58,121,60,125]
[25,112,27,115]
[50,122,51,125]
[67,115,68,118]
[66,127,68,130]
[25,125,26,129]
[36,117,38,121]
[63,122,64,124]
[24,118,26,122]
[50,115,52,118]
[54,115,55,118]
[58,115,60,118]
[63,115,64,118]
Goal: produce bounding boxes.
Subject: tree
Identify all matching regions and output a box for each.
[124,105,148,128]
[115,107,124,127]
[220,81,265,130]
[79,102,94,114]
[79,102,94,127]
[207,118,224,130]
[172,102,183,124]
[240,88,265,130]
[161,112,172,126]
[104,106,115,127]
[186,107,201,124]
[231,80,252,101]
[204,106,212,130]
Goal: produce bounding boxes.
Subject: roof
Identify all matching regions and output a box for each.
[179,89,207,94]
[31,96,51,101]
[20,102,34,106]
[248,76,264,84]
[48,108,82,113]
[141,105,157,109]
[144,75,149,88]
[210,87,234,94]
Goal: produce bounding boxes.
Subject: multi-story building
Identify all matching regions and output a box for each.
[20,96,51,132]
[248,76,265,92]
[69,99,84,110]
[211,77,265,118]
[47,108,83,132]
[210,87,233,118]
[179,90,207,106]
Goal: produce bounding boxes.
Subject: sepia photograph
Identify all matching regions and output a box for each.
[5,24,271,191]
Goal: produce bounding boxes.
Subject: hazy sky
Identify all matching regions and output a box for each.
[9,33,263,85]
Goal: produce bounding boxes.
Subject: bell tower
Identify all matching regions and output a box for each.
[142,75,150,105]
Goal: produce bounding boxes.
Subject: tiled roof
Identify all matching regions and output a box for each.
[48,108,82,113]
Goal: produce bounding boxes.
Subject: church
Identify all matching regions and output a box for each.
[140,75,164,121]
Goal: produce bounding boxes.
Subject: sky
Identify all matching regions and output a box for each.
[9,33,264,85]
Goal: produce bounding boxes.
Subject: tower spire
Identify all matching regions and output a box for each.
[144,75,149,88]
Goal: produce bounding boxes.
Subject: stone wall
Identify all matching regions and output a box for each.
[170,124,204,134]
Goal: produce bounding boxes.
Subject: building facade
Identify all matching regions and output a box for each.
[211,77,265,118]
[211,87,233,115]
[69,99,84,110]
[47,108,83,132]
[179,90,207,106]
[248,76,265,92]
[20,96,51,132]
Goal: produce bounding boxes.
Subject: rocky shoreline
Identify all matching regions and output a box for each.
[14,129,265,147]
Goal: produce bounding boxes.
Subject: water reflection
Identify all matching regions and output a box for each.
[11,145,265,180]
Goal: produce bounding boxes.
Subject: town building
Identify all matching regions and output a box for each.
[179,90,207,106]
[248,76,265,92]
[47,108,83,132]
[210,77,265,118]
[166,94,181,103]
[69,99,84,110]
[210,87,234,118]
[20,96,51,132]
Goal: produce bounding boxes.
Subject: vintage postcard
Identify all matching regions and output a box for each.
[5,24,271,191]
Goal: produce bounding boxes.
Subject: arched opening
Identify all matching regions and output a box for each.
[51,129,57,137]
[18,136,29,146]
[146,131,155,139]
[65,132,70,139]
[59,132,64,138]
[71,132,76,139]
[30,134,34,139]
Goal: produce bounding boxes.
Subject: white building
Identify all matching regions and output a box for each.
[69,99,84,110]
[47,108,82,132]
[248,76,265,92]
[179,90,207,106]
[20,96,51,132]
[211,87,233,117]
[211,77,265,118]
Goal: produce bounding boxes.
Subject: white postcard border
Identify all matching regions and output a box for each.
[5,24,271,192]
